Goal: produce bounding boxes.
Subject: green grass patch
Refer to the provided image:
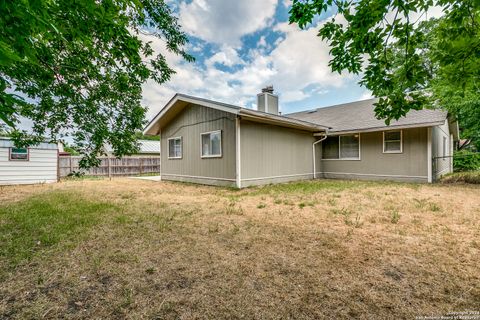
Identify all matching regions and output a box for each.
[245,179,369,196]
[62,175,106,181]
[0,191,117,270]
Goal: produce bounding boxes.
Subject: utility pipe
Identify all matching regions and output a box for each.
[313,133,327,179]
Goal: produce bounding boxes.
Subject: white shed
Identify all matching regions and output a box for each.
[0,138,58,185]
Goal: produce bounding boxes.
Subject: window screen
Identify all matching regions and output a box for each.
[201,131,222,157]
[9,148,29,161]
[340,135,360,159]
[168,137,182,158]
[322,136,339,159]
[383,130,402,153]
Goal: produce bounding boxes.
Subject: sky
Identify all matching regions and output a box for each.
[141,0,372,121]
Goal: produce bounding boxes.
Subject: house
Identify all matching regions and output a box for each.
[0,137,59,185]
[144,87,459,188]
[104,139,160,156]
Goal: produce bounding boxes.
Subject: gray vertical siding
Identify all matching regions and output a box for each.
[240,120,316,187]
[321,127,429,182]
[159,103,434,187]
[161,104,236,186]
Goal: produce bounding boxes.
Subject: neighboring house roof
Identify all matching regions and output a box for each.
[144,94,329,135]
[0,137,58,150]
[286,98,448,134]
[104,140,160,154]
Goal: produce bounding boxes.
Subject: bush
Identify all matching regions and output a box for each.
[441,172,480,184]
[67,171,85,178]
[453,150,480,172]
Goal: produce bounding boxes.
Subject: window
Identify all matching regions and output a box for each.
[9,147,29,161]
[383,130,402,153]
[168,137,182,159]
[201,130,222,158]
[322,134,360,160]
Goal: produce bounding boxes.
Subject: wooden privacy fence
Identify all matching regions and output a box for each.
[59,156,160,178]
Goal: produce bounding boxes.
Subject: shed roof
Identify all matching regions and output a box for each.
[286,98,448,134]
[0,137,58,150]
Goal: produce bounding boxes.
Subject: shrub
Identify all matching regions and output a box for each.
[441,171,480,184]
[453,150,480,172]
[67,170,85,178]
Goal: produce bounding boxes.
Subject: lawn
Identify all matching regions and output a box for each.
[0,178,479,319]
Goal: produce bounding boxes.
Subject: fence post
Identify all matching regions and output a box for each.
[139,158,143,175]
[69,156,73,173]
[108,157,111,179]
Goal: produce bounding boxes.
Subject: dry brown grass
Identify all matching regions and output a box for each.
[1,178,479,319]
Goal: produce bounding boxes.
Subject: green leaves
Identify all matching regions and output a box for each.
[0,0,193,167]
[289,0,479,138]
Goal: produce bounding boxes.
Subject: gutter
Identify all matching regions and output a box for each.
[239,109,329,132]
[327,121,446,135]
[313,133,327,179]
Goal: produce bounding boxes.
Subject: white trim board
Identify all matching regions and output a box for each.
[161,173,236,182]
[235,117,241,188]
[322,172,428,179]
[241,173,314,182]
[427,127,433,183]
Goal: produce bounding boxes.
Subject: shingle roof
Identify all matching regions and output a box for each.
[286,98,447,133]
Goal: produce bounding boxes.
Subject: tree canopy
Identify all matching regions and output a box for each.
[0,0,192,167]
[289,0,479,148]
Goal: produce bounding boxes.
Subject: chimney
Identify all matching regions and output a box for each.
[257,85,279,115]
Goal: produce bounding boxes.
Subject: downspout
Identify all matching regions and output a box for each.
[313,133,327,179]
[158,127,162,180]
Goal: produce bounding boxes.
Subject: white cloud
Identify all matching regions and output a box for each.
[141,10,355,117]
[359,90,373,100]
[268,22,347,102]
[205,46,244,67]
[179,0,278,46]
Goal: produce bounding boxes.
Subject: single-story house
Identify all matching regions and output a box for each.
[0,137,59,185]
[144,87,459,188]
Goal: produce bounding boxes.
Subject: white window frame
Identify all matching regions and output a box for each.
[322,134,361,161]
[200,130,222,158]
[9,147,29,161]
[383,130,403,154]
[167,136,182,159]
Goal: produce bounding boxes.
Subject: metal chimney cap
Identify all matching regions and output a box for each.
[261,85,274,94]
